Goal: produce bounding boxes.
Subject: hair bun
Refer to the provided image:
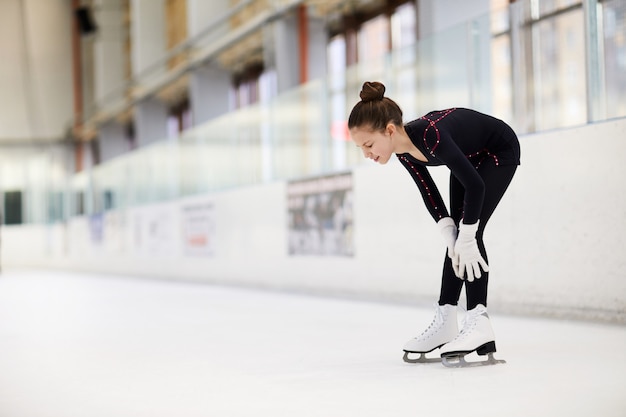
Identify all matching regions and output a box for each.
[359,81,385,102]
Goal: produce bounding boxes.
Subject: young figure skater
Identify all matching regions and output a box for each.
[348,81,520,367]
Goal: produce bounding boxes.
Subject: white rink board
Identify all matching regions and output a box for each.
[2,118,626,322]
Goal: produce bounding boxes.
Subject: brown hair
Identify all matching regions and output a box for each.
[348,81,403,131]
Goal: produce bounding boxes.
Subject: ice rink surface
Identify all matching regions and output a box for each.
[0,270,624,417]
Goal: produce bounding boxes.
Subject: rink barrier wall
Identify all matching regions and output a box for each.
[2,118,626,324]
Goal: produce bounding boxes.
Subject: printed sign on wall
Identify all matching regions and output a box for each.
[103,210,127,255]
[133,204,178,257]
[287,172,354,256]
[181,200,216,257]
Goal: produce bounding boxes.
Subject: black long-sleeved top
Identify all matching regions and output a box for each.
[397,108,520,224]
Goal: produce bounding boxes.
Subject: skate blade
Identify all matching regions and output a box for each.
[441,352,506,368]
[403,351,441,364]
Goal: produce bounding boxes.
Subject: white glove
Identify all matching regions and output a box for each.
[437,217,457,258]
[453,221,489,282]
[437,217,459,274]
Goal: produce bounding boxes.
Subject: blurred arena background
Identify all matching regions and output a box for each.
[0,0,625,323]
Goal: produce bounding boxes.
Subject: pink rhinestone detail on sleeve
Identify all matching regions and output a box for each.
[398,155,441,218]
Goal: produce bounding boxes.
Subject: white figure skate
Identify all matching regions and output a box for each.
[439,304,506,368]
[403,304,458,363]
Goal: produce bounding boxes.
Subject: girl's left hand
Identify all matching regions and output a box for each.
[454,221,489,281]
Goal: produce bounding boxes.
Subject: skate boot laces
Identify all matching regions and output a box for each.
[415,308,442,341]
[456,305,488,341]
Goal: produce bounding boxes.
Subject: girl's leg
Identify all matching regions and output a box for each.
[438,161,517,308]
[437,174,465,306]
[465,161,517,309]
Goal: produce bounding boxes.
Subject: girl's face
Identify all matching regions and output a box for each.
[350,125,395,165]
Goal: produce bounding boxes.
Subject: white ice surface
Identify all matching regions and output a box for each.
[0,269,624,417]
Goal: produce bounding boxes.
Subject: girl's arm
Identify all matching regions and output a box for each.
[397,155,449,222]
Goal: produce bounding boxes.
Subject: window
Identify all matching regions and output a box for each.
[603,0,626,118]
[3,191,23,225]
[491,0,589,131]
[391,2,417,50]
[167,100,192,139]
[358,15,391,64]
[530,3,586,129]
[232,64,265,109]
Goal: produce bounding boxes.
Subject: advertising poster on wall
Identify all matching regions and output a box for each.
[181,200,216,257]
[133,204,178,258]
[287,172,354,256]
[102,210,127,255]
[89,213,104,245]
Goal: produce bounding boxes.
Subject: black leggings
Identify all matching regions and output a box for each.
[438,160,517,310]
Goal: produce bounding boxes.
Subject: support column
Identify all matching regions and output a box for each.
[92,0,126,109]
[272,6,327,92]
[190,64,231,125]
[135,98,168,147]
[98,121,129,162]
[186,0,231,125]
[273,10,300,93]
[131,0,168,148]
[306,12,327,82]
[92,0,127,162]
[131,0,166,78]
